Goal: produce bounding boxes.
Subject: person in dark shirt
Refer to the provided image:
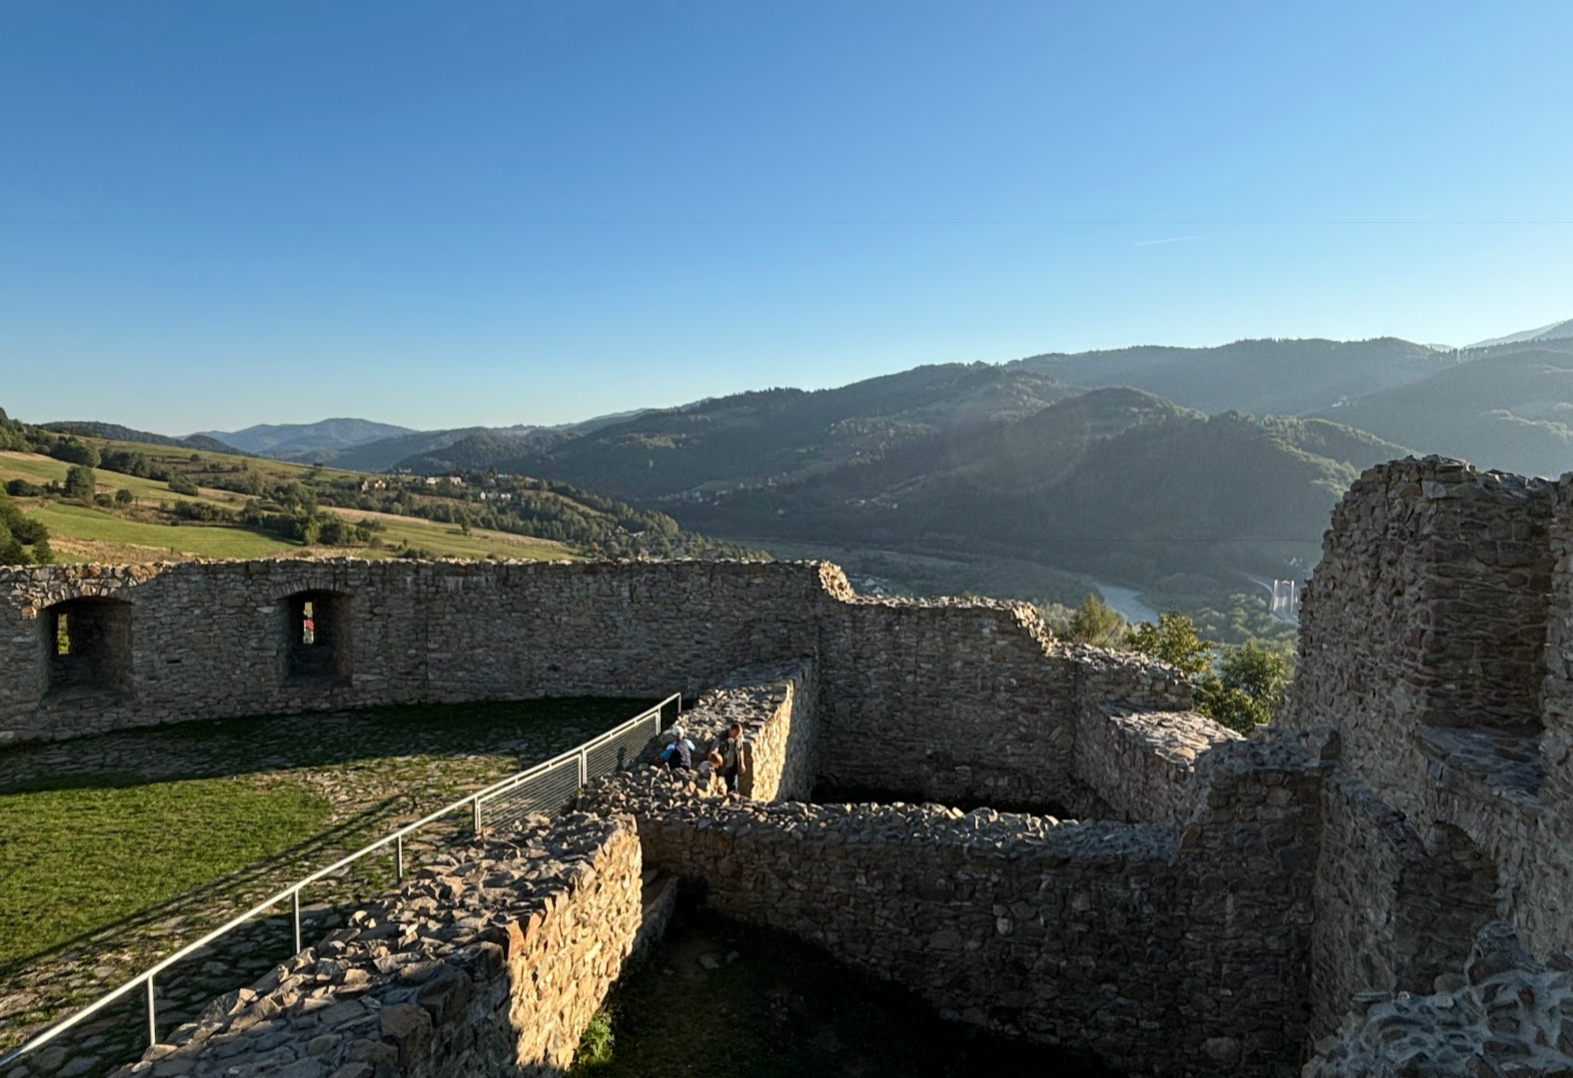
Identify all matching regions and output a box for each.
[712,722,747,794]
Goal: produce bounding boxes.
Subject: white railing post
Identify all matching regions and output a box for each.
[472,794,482,833]
[291,889,301,954]
[578,747,588,788]
[395,834,404,882]
[145,976,156,1048]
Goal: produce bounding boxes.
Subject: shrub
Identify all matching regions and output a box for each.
[49,439,99,467]
[63,465,97,501]
[173,500,235,523]
[571,1010,615,1071]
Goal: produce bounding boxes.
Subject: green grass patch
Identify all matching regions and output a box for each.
[3,449,572,563]
[331,512,568,561]
[0,698,656,976]
[0,451,245,510]
[25,501,293,559]
[574,1009,616,1069]
[0,777,330,969]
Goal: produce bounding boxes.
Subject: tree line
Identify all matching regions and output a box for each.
[1040,593,1293,733]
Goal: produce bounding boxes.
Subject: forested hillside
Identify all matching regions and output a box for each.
[422,364,1077,495]
[670,389,1408,589]
[1314,341,1573,478]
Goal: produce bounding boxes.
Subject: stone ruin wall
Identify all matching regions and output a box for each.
[3,535,1436,1075]
[1073,704,1238,826]
[0,557,1205,824]
[584,663,1322,1078]
[1282,456,1573,1041]
[1305,921,1573,1077]
[0,559,833,744]
[116,813,644,1078]
[1287,458,1555,817]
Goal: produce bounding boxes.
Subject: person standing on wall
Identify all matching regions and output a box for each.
[713,722,747,795]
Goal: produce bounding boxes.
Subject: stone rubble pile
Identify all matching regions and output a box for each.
[1305,923,1573,1078]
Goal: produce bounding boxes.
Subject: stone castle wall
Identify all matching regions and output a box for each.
[1073,705,1238,825]
[123,813,643,1078]
[1285,458,1555,820]
[0,559,1191,823]
[584,732,1323,1078]
[1282,456,1573,1040]
[0,560,831,743]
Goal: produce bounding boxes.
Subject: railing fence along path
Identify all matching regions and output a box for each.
[0,693,680,1070]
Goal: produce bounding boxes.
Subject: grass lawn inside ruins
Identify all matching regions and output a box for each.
[0,777,331,970]
[0,697,649,1022]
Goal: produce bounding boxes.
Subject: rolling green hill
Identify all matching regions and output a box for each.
[41,421,241,456]
[471,385,1400,637]
[0,409,748,566]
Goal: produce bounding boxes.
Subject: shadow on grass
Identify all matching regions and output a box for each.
[582,903,1123,1078]
[0,795,421,981]
[0,697,655,795]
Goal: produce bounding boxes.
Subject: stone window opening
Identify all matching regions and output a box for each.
[41,598,132,700]
[285,591,352,686]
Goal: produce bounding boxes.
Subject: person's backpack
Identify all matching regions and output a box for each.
[668,739,692,769]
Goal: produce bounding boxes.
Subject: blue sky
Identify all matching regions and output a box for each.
[3,1,1571,432]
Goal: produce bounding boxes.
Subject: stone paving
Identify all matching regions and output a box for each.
[0,699,645,1078]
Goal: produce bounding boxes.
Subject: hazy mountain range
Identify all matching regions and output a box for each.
[192,418,418,457]
[1465,318,1573,351]
[32,318,1573,618]
[82,321,1569,487]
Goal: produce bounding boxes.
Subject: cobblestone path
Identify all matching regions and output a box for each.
[0,699,647,1077]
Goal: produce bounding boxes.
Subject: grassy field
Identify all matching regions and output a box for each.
[25,502,296,559]
[0,697,648,975]
[0,778,331,967]
[1,449,573,563]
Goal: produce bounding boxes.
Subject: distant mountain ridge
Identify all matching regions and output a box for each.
[42,421,243,455]
[189,409,660,469]
[413,363,1079,496]
[1013,337,1458,416]
[1314,340,1573,478]
[192,418,418,459]
[1466,317,1573,351]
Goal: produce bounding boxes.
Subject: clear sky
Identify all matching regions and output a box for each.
[3,1,1571,433]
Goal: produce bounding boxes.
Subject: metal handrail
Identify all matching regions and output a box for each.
[0,692,679,1068]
